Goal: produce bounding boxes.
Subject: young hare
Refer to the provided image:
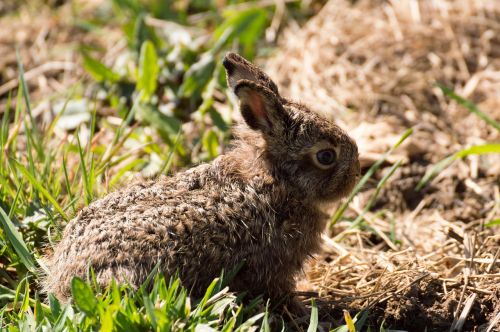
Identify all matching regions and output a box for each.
[44,53,360,312]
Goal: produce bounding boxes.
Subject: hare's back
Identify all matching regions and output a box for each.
[59,178,213,256]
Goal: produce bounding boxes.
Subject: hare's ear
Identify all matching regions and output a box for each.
[223,52,280,96]
[234,80,285,134]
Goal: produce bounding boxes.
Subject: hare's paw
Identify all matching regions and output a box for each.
[282,296,309,318]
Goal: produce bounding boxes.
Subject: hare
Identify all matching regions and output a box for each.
[44,53,360,312]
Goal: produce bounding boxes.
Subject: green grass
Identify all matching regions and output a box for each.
[2,273,268,331]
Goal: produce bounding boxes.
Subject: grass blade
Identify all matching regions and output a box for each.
[17,50,44,161]
[0,207,36,273]
[343,310,355,332]
[76,133,92,205]
[12,160,69,220]
[259,304,270,332]
[8,180,24,218]
[485,219,500,228]
[0,91,11,167]
[83,53,120,83]
[62,154,76,214]
[329,128,413,228]
[345,160,402,232]
[307,300,318,332]
[137,40,159,101]
[71,277,97,317]
[417,143,500,190]
[160,129,182,174]
[438,84,500,132]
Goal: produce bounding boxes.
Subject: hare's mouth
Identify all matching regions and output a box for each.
[336,174,359,199]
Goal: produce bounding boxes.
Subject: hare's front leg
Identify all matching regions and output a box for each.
[264,275,308,316]
[277,292,309,317]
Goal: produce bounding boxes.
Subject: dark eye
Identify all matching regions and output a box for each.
[316,149,337,166]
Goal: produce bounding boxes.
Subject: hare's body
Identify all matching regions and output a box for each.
[45,53,360,309]
[46,148,326,301]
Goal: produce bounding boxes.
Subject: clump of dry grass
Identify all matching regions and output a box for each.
[269,0,499,330]
[306,219,500,330]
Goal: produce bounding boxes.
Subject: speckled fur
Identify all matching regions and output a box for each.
[44,53,360,309]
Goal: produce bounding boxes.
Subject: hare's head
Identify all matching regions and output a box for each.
[223,53,360,202]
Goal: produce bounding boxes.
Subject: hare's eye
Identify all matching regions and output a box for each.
[316,149,336,166]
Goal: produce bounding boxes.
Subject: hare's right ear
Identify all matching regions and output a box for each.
[233,80,286,135]
[223,52,280,96]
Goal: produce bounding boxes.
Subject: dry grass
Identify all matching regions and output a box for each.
[0,0,120,112]
[269,0,499,330]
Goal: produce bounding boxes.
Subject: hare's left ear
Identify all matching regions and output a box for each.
[233,80,287,135]
[223,52,280,97]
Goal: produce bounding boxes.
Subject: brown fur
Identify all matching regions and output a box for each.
[44,53,360,311]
